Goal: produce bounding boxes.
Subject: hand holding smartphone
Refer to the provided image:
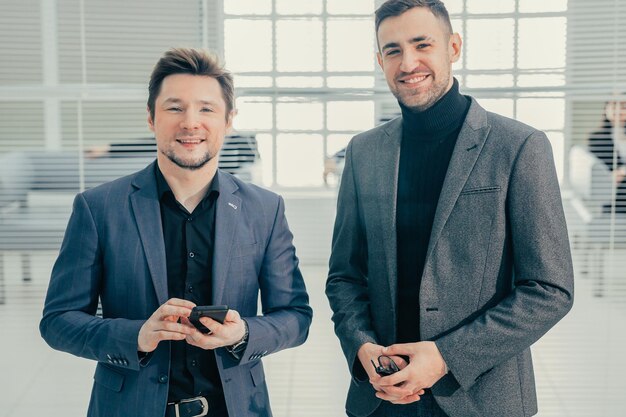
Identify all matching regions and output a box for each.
[189,305,229,334]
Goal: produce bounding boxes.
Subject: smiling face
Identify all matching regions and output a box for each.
[376,6,461,112]
[147,73,233,172]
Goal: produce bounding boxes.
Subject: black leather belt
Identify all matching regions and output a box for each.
[165,396,209,417]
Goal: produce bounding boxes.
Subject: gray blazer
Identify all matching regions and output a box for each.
[40,162,312,417]
[326,98,574,417]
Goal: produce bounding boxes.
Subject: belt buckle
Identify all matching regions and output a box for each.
[172,396,209,417]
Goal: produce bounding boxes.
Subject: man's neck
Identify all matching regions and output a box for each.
[157,156,218,213]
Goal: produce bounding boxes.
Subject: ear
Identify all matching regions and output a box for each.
[226,109,236,132]
[147,107,155,132]
[377,52,384,71]
[449,32,462,63]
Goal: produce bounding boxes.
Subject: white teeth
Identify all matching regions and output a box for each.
[178,140,201,144]
[404,75,428,84]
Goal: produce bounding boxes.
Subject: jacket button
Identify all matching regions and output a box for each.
[158,374,168,384]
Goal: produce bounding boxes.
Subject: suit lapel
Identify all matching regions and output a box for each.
[424,99,491,267]
[130,162,169,305]
[377,118,402,318]
[211,171,241,305]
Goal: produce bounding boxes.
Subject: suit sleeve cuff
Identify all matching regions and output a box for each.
[226,319,249,361]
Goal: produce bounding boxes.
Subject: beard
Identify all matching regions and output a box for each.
[391,70,451,113]
[160,147,214,171]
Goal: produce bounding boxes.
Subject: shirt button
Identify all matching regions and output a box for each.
[191,360,197,367]
[158,374,168,384]
[187,285,193,293]
[189,252,195,258]
[187,217,193,222]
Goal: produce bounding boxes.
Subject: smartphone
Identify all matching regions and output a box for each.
[189,305,229,333]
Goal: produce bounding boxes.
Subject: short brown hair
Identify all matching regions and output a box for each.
[147,47,234,121]
[375,0,453,35]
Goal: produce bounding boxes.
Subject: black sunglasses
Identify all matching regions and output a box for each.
[371,355,400,376]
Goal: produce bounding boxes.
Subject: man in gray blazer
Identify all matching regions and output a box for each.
[40,48,312,417]
[326,1,574,416]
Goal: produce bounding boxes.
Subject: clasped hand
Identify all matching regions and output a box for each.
[137,298,246,353]
[359,341,447,405]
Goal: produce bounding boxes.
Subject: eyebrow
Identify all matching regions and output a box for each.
[162,98,181,105]
[161,98,219,106]
[381,36,434,52]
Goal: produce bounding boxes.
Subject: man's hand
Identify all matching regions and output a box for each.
[137,298,196,353]
[357,342,413,395]
[375,341,447,404]
[182,309,246,350]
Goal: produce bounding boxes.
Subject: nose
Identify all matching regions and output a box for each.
[399,48,420,73]
[180,111,201,130]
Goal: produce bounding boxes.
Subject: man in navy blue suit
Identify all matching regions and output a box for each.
[40,48,312,417]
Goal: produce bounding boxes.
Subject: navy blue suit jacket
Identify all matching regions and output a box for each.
[40,162,312,417]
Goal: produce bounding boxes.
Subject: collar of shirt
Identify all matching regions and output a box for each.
[155,164,220,212]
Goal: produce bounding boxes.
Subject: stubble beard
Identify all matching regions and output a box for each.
[392,71,451,113]
[160,147,214,171]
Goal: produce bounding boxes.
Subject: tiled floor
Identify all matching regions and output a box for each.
[0,257,349,417]
[1,259,625,417]
[1,196,625,416]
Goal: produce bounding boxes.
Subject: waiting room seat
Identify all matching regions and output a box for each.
[0,139,262,304]
[568,145,626,296]
[0,151,153,304]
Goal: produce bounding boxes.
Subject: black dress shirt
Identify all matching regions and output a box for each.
[396,79,471,343]
[155,166,224,402]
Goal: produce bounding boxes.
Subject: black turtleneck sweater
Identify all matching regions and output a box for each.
[396,79,470,344]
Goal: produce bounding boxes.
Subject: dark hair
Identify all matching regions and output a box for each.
[147,47,234,121]
[602,99,626,134]
[375,0,453,35]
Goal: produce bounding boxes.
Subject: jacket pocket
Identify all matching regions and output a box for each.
[460,185,501,195]
[233,242,258,258]
[249,361,265,387]
[94,363,124,392]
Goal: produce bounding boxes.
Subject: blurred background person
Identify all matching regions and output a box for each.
[588,97,626,213]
